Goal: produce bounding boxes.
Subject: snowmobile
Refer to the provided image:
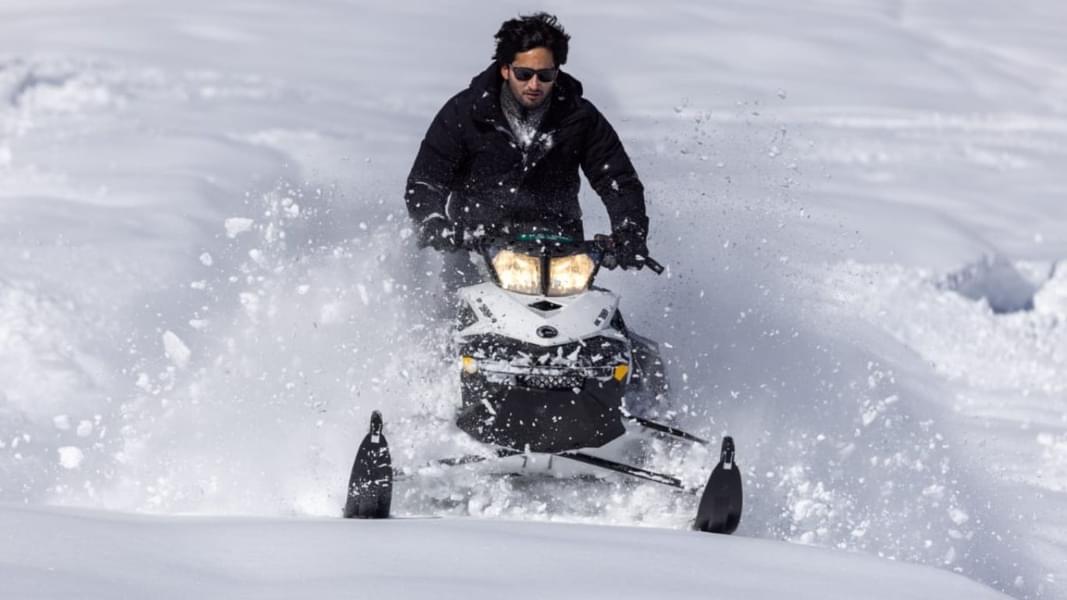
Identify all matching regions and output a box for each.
[343,232,743,534]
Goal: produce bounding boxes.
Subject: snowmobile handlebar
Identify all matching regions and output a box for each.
[591,234,666,274]
[643,258,666,274]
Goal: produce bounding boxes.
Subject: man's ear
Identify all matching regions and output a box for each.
[499,63,509,81]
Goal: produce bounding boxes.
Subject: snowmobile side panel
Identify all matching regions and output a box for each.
[694,436,743,534]
[343,411,393,519]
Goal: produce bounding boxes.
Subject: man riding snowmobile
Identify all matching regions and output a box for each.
[340,13,742,534]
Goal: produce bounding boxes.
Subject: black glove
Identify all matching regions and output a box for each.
[416,216,459,251]
[612,222,649,269]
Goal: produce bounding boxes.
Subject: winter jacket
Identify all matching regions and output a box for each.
[404,64,647,240]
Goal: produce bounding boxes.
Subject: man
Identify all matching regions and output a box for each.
[404,12,650,288]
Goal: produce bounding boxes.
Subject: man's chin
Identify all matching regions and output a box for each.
[521,95,545,108]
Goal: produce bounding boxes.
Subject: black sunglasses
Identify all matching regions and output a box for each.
[510,65,559,83]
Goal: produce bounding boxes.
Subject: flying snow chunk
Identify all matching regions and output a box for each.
[239,292,260,318]
[53,415,71,431]
[76,420,93,437]
[948,507,970,525]
[162,330,192,368]
[224,217,255,238]
[199,252,214,266]
[58,447,84,469]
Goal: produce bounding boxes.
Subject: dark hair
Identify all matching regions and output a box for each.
[493,12,570,66]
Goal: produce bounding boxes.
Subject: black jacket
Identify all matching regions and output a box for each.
[405,64,647,240]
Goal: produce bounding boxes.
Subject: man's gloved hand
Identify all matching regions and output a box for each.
[416,215,459,251]
[611,221,649,270]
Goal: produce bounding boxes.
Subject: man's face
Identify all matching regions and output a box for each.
[500,47,556,109]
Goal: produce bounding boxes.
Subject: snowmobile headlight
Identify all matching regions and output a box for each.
[491,250,542,295]
[548,253,595,297]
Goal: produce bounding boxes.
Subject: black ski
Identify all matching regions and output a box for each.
[694,436,742,534]
[343,410,393,519]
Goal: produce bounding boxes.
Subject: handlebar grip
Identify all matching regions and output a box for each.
[643,257,665,274]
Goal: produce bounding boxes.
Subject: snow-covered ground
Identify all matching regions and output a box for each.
[1,0,1065,598]
[1,504,1009,600]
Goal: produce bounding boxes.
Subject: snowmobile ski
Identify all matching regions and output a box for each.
[693,436,742,534]
[344,414,742,534]
[343,410,393,519]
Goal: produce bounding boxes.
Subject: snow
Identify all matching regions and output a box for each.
[75,420,93,438]
[0,505,1010,600]
[224,217,255,238]
[162,330,191,369]
[1,0,1065,598]
[56,447,83,470]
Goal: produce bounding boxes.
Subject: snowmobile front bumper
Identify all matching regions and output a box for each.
[456,372,627,453]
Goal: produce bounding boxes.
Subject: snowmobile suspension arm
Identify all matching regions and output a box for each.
[552,451,686,490]
[396,448,695,492]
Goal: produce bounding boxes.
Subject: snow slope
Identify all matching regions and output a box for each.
[1,505,1009,600]
[1,0,1065,598]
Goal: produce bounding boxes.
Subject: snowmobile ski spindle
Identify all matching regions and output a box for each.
[694,436,743,534]
[343,410,393,519]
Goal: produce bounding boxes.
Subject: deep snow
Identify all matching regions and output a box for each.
[0,505,1011,600]
[1,0,1065,598]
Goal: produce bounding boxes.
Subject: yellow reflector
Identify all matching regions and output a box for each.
[613,363,629,382]
[462,356,477,374]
